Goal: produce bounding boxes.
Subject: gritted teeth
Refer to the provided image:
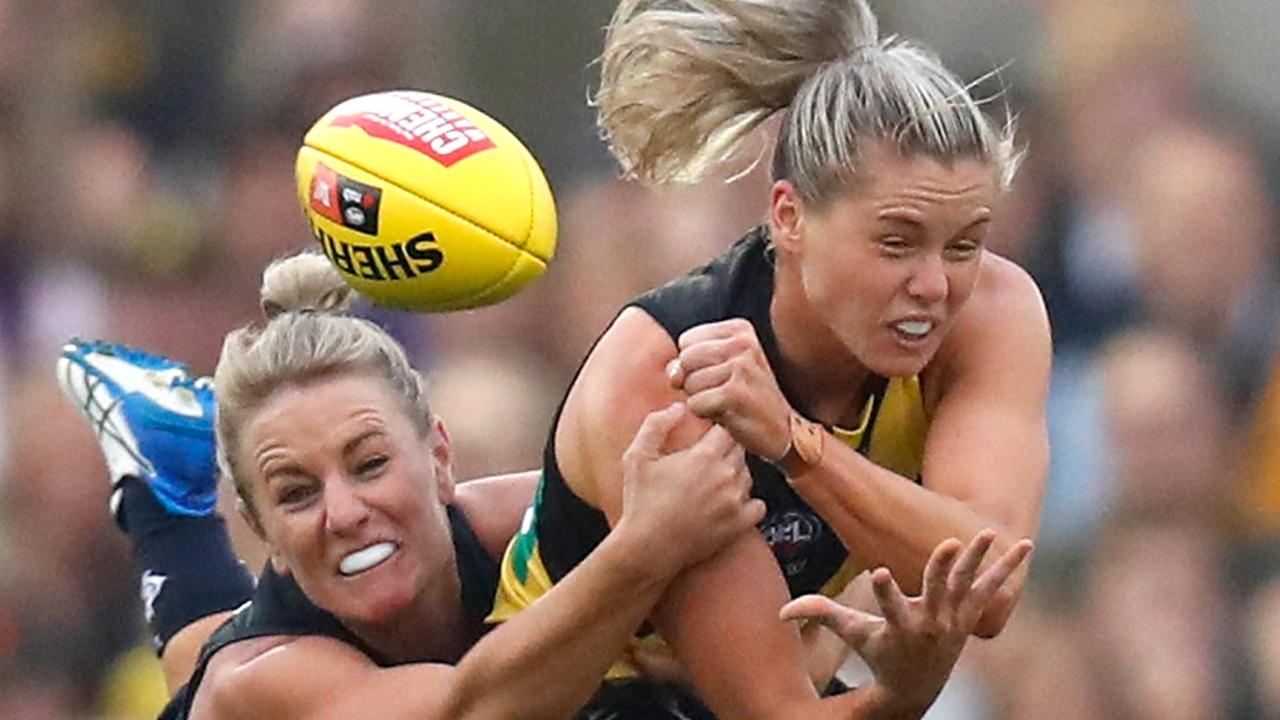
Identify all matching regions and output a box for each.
[894,320,934,337]
[339,542,397,576]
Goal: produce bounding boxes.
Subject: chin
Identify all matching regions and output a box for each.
[868,357,929,379]
[331,565,422,626]
[860,343,938,379]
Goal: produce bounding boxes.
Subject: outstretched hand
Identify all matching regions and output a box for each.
[780,530,1033,716]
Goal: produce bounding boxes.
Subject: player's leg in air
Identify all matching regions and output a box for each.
[56,339,253,693]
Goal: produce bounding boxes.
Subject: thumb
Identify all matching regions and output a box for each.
[780,595,881,646]
[666,358,686,389]
[629,402,687,459]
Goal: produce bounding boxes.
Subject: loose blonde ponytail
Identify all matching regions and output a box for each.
[597,0,876,185]
[597,0,1020,200]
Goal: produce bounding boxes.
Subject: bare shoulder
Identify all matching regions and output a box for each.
[556,306,690,513]
[968,253,1047,321]
[192,635,374,719]
[927,253,1051,399]
[453,471,541,559]
[571,306,681,412]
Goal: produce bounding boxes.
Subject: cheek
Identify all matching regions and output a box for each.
[383,471,446,535]
[267,517,314,563]
[803,256,893,340]
[801,240,871,300]
[945,261,983,308]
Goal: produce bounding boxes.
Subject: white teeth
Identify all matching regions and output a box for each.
[340,542,396,576]
[895,320,933,337]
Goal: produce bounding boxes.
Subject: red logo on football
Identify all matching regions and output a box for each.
[327,92,496,167]
[309,163,342,224]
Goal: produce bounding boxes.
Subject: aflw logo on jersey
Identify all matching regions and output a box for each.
[759,510,822,577]
[328,92,496,167]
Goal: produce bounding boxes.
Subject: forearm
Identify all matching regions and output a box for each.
[655,536,931,720]
[447,524,666,720]
[788,447,1025,635]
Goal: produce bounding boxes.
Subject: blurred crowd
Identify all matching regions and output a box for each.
[1,1,1278,718]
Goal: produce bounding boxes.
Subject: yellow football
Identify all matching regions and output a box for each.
[295,90,556,311]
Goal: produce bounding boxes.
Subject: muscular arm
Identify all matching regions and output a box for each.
[199,519,681,720]
[785,257,1050,637]
[200,394,764,719]
[559,309,912,720]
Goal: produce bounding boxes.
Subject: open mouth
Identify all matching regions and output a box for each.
[339,542,397,576]
[891,319,934,343]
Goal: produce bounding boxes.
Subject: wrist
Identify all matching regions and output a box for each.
[770,411,826,479]
[859,682,933,720]
[606,519,677,586]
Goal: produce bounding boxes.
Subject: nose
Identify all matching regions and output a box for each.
[906,253,948,305]
[323,479,370,535]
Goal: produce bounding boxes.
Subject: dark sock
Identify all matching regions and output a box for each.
[117,478,255,655]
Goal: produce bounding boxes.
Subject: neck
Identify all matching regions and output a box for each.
[348,552,475,664]
[770,256,874,427]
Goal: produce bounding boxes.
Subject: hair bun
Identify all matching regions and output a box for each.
[259,252,355,320]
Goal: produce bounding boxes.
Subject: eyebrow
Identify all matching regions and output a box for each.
[877,211,925,228]
[261,461,307,486]
[343,428,386,456]
[878,205,993,224]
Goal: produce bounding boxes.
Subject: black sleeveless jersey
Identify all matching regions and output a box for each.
[491,226,931,711]
[159,504,498,719]
[525,227,862,600]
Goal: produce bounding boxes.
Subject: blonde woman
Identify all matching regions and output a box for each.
[491,0,1048,717]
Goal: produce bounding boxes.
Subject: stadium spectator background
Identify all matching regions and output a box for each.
[3,1,1279,717]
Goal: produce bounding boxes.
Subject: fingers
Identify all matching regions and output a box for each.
[681,363,733,397]
[968,538,1034,607]
[870,566,911,627]
[687,422,739,458]
[779,595,881,645]
[665,358,685,389]
[670,322,760,395]
[778,594,840,623]
[921,538,962,615]
[676,318,753,350]
[626,402,687,459]
[945,530,996,607]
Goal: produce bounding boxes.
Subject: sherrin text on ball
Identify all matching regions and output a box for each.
[296,90,557,311]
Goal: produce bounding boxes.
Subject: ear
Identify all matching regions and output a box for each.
[269,552,291,576]
[238,497,290,574]
[238,497,267,542]
[768,179,805,253]
[428,415,456,505]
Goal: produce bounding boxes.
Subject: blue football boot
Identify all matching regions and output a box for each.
[56,339,219,520]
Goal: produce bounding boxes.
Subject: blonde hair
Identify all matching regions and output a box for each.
[214,252,431,518]
[596,0,1021,202]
